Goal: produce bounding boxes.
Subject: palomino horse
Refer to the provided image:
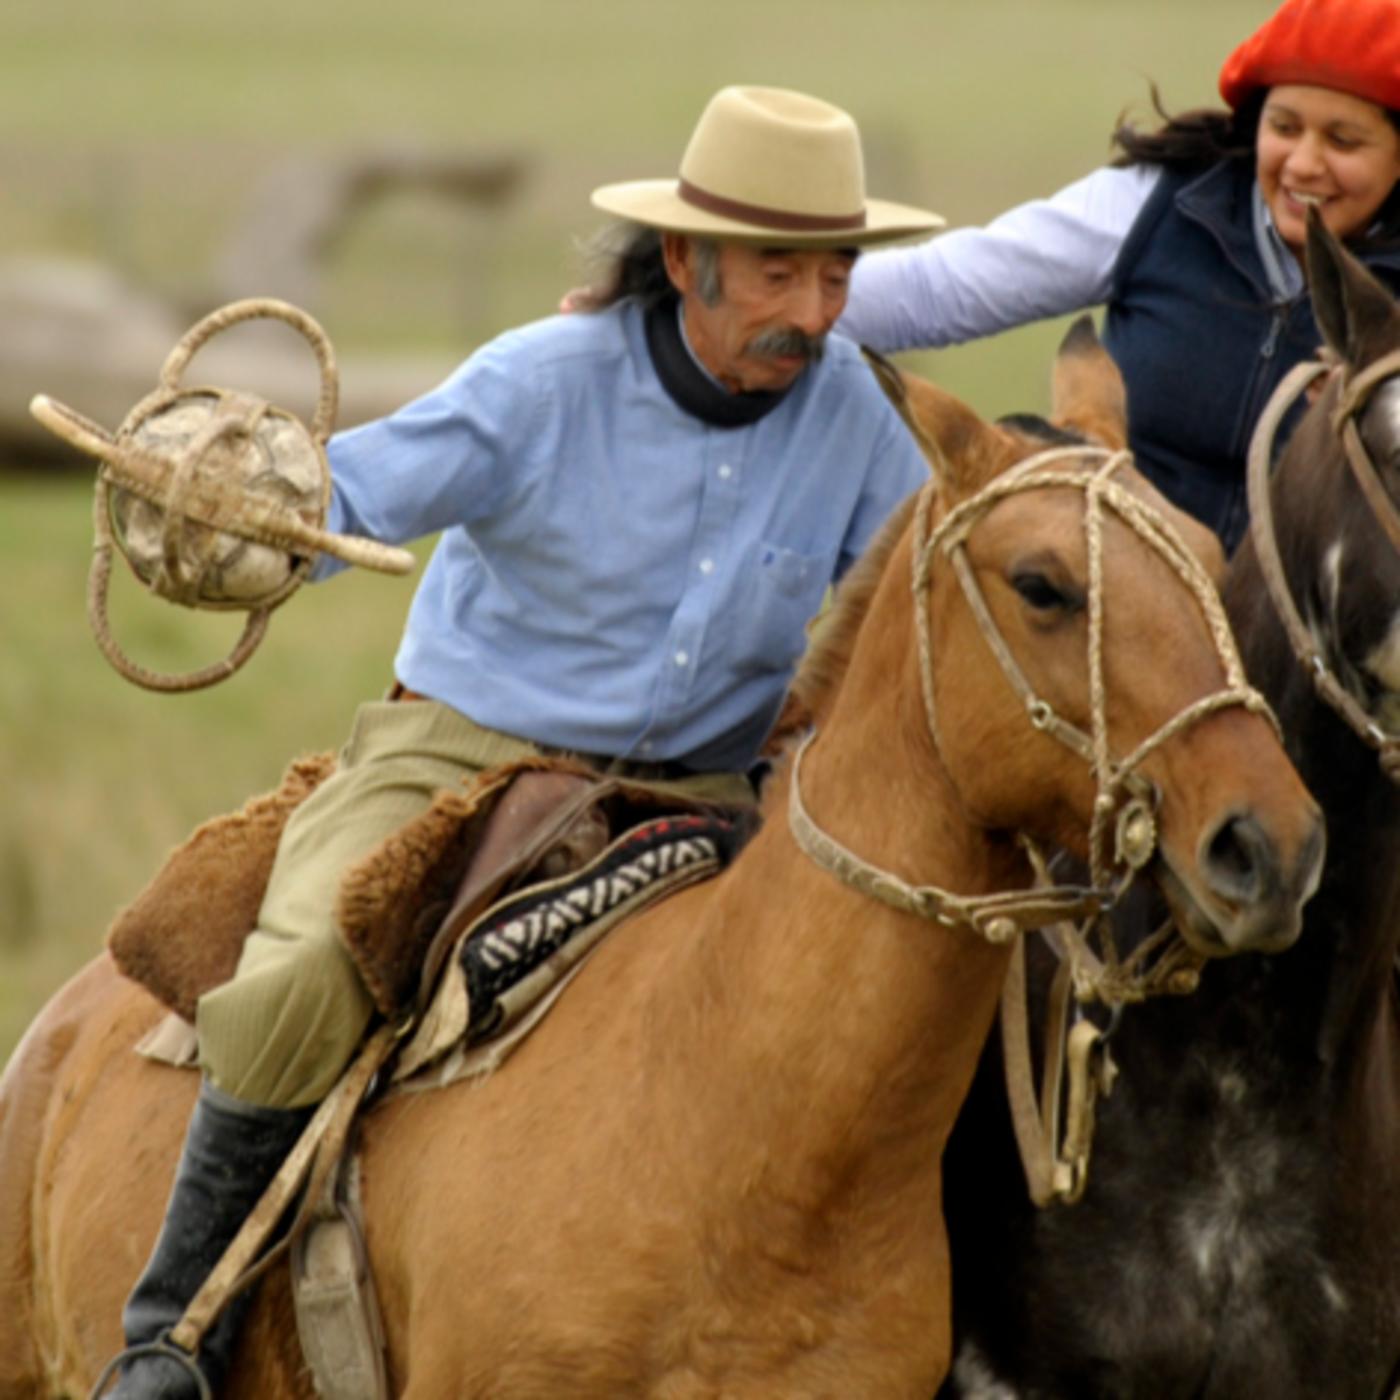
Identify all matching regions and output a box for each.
[942,216,1400,1399]
[0,334,1324,1399]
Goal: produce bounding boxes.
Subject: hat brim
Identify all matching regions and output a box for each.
[590,179,945,246]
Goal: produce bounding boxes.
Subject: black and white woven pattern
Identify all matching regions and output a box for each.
[459,812,744,1043]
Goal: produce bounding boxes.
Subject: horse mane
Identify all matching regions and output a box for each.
[786,491,919,727]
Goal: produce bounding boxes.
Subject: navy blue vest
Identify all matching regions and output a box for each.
[1102,160,1400,553]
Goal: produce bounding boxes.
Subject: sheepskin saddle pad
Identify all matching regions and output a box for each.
[107,750,753,1030]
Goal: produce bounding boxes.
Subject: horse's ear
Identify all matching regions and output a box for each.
[863,356,1005,500]
[1049,315,1127,449]
[1306,206,1400,367]
[862,346,945,481]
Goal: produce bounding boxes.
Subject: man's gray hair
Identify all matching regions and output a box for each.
[690,238,722,307]
[572,224,723,311]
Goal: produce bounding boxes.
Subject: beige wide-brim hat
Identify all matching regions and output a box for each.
[591,85,945,247]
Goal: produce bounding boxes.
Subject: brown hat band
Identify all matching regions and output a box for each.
[677,178,867,233]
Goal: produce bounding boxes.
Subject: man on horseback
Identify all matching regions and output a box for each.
[102,85,942,1396]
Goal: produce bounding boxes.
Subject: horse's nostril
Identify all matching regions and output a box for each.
[1202,812,1273,903]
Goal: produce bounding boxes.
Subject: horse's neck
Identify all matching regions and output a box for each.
[1282,691,1400,1063]
[650,569,1022,1194]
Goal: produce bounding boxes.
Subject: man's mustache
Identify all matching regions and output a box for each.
[746,326,827,364]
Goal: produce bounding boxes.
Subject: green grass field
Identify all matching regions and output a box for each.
[0,0,1270,1062]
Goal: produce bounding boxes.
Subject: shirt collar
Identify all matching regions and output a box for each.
[1252,181,1305,301]
[675,301,730,392]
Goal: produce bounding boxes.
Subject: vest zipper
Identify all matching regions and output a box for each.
[1260,306,1288,360]
[1232,303,1297,465]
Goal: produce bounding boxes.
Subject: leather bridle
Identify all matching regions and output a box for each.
[1246,348,1400,783]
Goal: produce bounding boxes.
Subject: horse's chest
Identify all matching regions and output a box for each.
[1168,1095,1318,1294]
[1063,1073,1391,1395]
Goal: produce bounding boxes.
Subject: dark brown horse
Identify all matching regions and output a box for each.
[941,216,1400,1400]
[0,332,1324,1399]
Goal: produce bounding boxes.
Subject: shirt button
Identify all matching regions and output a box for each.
[674,650,689,667]
[718,463,733,480]
[699,558,715,574]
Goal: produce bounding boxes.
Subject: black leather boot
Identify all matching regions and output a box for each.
[102,1080,311,1398]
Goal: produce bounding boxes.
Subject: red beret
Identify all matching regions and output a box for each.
[1218,0,1400,113]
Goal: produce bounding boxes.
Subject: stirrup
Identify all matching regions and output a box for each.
[89,1332,213,1400]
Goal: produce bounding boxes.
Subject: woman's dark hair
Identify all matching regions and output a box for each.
[1111,83,1400,247]
[1109,85,1262,172]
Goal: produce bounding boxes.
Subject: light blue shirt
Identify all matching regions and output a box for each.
[1251,180,1305,302]
[320,299,928,772]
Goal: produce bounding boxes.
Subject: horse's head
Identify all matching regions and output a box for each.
[1238,211,1400,744]
[902,321,1323,956]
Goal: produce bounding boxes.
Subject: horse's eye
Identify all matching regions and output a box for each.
[1012,571,1075,612]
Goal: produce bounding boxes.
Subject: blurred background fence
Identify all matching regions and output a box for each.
[0,0,1270,1060]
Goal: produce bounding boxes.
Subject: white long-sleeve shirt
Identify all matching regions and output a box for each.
[837,164,1163,351]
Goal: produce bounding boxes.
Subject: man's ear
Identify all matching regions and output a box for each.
[661,232,692,296]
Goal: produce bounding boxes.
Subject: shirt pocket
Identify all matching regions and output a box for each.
[730,541,826,676]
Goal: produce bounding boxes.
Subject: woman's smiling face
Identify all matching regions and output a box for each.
[1257,84,1400,251]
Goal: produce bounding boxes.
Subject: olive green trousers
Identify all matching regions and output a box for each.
[194,698,753,1108]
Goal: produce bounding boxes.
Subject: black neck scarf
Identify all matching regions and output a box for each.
[643,296,790,429]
